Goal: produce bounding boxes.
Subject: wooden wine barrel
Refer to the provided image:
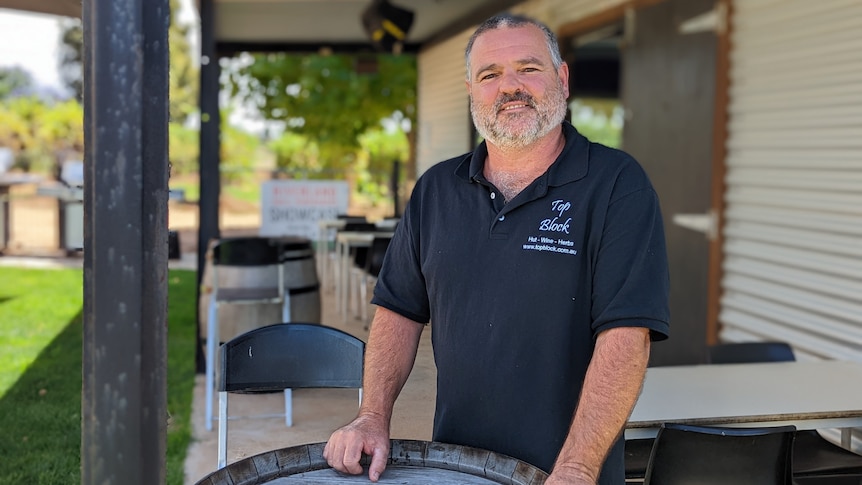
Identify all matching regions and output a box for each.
[195,440,547,485]
[199,236,321,343]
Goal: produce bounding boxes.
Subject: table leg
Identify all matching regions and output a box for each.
[317,230,328,290]
[340,242,349,320]
[334,238,342,313]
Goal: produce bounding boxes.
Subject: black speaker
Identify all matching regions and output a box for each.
[361,0,414,53]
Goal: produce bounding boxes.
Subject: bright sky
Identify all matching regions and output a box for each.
[0,8,64,90]
[0,2,197,94]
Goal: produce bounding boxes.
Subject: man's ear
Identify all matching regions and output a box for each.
[558,62,570,98]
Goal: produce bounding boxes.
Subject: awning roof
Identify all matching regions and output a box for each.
[0,0,521,52]
[0,0,79,18]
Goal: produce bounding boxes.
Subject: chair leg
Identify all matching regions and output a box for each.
[284,388,293,427]
[205,299,218,431]
[217,390,228,469]
[348,268,357,321]
[282,294,291,323]
[359,273,368,323]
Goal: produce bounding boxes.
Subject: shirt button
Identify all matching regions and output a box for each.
[490,192,496,200]
[498,215,505,221]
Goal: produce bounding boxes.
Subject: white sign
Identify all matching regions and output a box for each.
[259,180,349,241]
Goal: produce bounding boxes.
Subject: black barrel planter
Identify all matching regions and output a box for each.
[199,236,322,344]
[195,439,548,485]
[276,237,321,323]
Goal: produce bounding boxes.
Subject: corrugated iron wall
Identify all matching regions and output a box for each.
[415,31,473,174]
[721,0,862,450]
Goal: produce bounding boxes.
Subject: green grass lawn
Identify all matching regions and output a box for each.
[0,267,198,485]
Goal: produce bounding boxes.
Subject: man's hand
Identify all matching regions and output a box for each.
[323,413,391,482]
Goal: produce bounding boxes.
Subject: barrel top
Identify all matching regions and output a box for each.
[269,465,501,483]
[271,236,313,251]
[195,440,547,485]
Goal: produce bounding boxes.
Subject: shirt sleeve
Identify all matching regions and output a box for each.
[370,187,432,324]
[590,171,670,341]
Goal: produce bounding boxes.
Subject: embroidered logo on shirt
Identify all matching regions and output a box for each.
[539,199,572,234]
[522,199,578,255]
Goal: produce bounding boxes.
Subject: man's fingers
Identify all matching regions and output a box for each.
[367,444,389,482]
[342,440,365,475]
[323,435,363,475]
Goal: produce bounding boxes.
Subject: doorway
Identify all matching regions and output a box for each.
[563,0,719,365]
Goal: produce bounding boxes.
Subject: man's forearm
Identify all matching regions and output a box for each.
[552,327,651,481]
[358,306,425,423]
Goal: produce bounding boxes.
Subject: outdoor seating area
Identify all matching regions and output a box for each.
[316,215,397,326]
[185,257,437,483]
[188,234,862,484]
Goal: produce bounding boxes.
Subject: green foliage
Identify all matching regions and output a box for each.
[0,102,32,152]
[3,2,199,180]
[169,0,199,123]
[0,66,34,100]
[0,96,84,173]
[569,98,623,149]
[57,18,83,101]
[354,128,407,205]
[169,121,200,176]
[221,110,261,183]
[0,267,198,485]
[224,52,416,209]
[227,52,416,166]
[268,131,321,176]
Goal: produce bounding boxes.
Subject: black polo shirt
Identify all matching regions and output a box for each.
[372,121,670,483]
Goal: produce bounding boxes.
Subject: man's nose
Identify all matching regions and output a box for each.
[498,70,525,93]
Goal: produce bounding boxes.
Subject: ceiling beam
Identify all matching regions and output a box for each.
[0,0,81,18]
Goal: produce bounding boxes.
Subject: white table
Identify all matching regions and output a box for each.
[317,219,346,290]
[626,360,862,448]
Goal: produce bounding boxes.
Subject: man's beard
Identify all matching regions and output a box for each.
[470,79,568,151]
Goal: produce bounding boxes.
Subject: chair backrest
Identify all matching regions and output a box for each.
[708,341,796,364]
[342,221,377,232]
[217,323,365,468]
[644,423,796,485]
[212,236,281,267]
[219,323,365,393]
[337,214,367,224]
[366,236,392,277]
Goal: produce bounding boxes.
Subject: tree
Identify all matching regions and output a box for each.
[226,52,417,176]
[168,0,199,124]
[57,0,198,120]
[0,66,34,100]
[58,18,83,101]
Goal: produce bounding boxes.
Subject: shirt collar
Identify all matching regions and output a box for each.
[454,121,590,186]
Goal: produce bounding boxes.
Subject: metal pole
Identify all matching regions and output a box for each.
[196,0,222,373]
[81,0,169,483]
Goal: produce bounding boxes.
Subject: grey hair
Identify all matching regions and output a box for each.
[465,13,564,81]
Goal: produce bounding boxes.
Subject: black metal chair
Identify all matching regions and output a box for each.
[643,423,797,485]
[708,342,862,484]
[625,437,655,482]
[204,236,287,431]
[708,341,796,364]
[216,323,365,469]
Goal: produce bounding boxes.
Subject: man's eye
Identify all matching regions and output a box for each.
[480,73,497,81]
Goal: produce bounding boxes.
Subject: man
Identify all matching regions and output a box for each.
[324,13,669,484]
